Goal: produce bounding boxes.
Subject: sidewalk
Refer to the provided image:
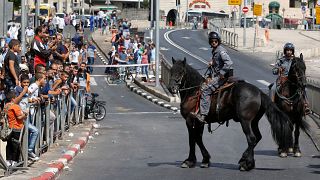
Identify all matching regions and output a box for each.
[0,121,96,179]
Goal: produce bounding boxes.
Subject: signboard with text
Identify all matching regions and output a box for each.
[253,4,262,16]
[228,0,242,6]
[316,7,320,24]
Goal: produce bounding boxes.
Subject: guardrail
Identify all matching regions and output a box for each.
[209,21,238,48]
[0,89,87,176]
[160,54,172,88]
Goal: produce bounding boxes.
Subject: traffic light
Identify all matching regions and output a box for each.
[176,0,180,6]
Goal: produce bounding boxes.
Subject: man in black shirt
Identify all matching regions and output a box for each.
[2,39,21,93]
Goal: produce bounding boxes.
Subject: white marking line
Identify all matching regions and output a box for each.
[108,111,175,115]
[199,47,209,51]
[160,47,169,51]
[257,80,271,86]
[181,36,191,39]
[90,77,97,86]
[164,30,207,65]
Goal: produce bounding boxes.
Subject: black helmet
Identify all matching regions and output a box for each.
[208,31,221,46]
[283,42,295,55]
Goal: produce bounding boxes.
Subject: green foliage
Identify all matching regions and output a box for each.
[9,0,21,11]
[141,0,149,9]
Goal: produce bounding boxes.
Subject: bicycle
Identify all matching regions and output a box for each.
[106,67,124,84]
[85,93,106,121]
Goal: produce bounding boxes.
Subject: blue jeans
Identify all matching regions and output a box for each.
[28,123,39,152]
[70,96,77,112]
[4,78,16,94]
[142,65,149,79]
[87,57,95,73]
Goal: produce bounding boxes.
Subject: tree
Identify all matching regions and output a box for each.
[9,0,21,11]
[141,0,149,9]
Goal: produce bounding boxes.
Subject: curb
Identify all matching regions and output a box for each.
[126,83,179,112]
[31,125,94,180]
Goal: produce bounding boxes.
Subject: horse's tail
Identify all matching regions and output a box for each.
[261,92,293,149]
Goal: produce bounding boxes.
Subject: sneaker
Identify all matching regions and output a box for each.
[5,160,11,167]
[28,152,40,161]
[11,161,17,166]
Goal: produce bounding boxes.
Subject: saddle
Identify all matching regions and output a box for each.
[213,76,243,94]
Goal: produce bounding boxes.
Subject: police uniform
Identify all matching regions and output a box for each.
[199,45,233,117]
[272,56,293,77]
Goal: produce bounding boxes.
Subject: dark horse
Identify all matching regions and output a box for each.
[273,53,309,158]
[168,58,293,171]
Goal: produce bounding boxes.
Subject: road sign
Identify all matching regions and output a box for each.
[316,7,320,24]
[228,0,242,6]
[242,6,249,13]
[253,4,262,16]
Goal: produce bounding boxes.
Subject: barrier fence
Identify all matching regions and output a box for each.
[209,21,238,48]
[0,88,87,176]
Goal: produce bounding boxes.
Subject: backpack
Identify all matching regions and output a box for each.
[0,103,14,141]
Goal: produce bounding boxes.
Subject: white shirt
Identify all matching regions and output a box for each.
[58,18,65,29]
[52,16,59,25]
[26,28,34,37]
[28,83,39,100]
[70,50,80,64]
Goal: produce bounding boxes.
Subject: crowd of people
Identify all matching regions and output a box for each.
[0,13,96,167]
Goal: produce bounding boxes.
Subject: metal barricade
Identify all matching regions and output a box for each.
[0,89,86,176]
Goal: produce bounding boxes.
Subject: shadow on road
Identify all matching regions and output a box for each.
[254,150,279,157]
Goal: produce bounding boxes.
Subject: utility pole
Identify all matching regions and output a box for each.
[155,0,160,87]
[243,0,247,47]
[21,0,26,55]
[35,0,40,27]
[150,0,154,42]
[186,0,189,24]
[138,0,140,9]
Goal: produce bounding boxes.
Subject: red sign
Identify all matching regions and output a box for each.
[242,6,249,13]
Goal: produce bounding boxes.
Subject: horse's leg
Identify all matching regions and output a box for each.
[239,120,257,171]
[293,121,302,157]
[181,121,197,168]
[194,122,211,168]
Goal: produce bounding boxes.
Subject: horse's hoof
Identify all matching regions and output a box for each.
[279,152,288,158]
[288,148,294,153]
[200,162,210,168]
[181,162,189,168]
[294,152,302,157]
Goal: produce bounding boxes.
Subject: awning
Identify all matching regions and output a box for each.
[92,5,118,10]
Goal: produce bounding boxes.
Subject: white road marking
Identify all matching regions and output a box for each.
[160,47,169,51]
[199,47,209,51]
[90,77,97,86]
[257,80,271,86]
[181,36,191,39]
[164,30,207,65]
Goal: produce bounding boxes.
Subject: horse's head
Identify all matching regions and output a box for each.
[289,53,306,88]
[168,57,187,94]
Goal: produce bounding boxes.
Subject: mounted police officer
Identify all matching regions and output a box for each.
[271,42,310,114]
[191,31,233,123]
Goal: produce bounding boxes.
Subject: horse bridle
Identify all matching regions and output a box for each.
[276,63,305,103]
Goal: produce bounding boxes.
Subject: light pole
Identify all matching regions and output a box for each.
[35,0,40,27]
[150,0,154,42]
[155,0,160,87]
[21,0,26,55]
[243,0,247,47]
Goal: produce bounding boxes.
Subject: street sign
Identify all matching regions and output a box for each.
[242,6,249,13]
[228,0,242,6]
[253,4,262,16]
[316,7,320,24]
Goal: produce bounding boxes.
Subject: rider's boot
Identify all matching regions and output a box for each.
[190,112,207,124]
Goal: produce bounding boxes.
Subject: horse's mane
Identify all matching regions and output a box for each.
[183,61,204,86]
[292,56,306,71]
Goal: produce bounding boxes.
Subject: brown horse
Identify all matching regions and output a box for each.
[168,57,293,171]
[273,54,309,157]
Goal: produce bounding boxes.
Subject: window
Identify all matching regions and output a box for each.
[289,0,295,8]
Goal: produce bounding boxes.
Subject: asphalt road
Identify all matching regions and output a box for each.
[60,29,320,180]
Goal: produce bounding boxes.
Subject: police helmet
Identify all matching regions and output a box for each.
[208,31,221,46]
[283,42,295,55]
